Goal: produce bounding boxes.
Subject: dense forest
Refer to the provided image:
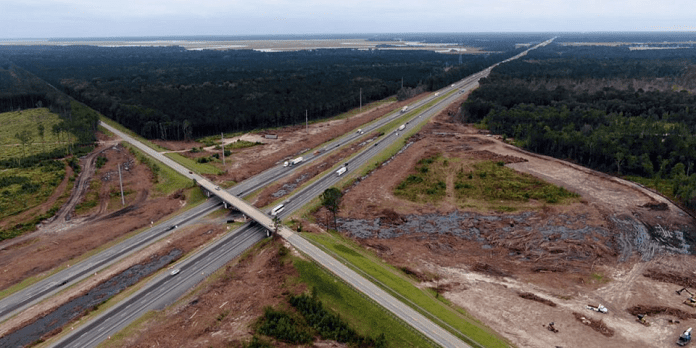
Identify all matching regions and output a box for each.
[0,60,99,169]
[463,41,696,209]
[1,43,522,140]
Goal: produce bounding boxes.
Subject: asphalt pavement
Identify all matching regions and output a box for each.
[43,37,553,347]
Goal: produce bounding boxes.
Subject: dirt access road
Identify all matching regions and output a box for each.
[330,96,696,348]
[0,132,184,291]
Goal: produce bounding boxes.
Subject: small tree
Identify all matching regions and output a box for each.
[15,129,33,163]
[321,187,342,231]
[37,123,45,152]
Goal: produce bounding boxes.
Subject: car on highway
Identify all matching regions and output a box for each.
[170,269,180,276]
[215,186,220,191]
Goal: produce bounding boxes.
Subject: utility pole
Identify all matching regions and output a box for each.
[305,110,308,133]
[359,88,362,112]
[221,132,225,166]
[401,77,403,89]
[118,163,125,206]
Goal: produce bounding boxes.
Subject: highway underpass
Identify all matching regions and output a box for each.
[50,38,555,348]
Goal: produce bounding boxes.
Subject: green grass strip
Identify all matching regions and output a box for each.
[293,258,435,348]
[302,231,509,348]
[164,152,222,175]
[121,143,192,195]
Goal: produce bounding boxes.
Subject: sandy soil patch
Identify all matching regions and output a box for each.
[316,93,696,347]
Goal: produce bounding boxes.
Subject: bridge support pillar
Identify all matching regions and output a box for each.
[223,202,228,209]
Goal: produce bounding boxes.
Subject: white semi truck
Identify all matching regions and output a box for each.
[283,156,304,167]
[336,166,347,176]
[398,124,406,131]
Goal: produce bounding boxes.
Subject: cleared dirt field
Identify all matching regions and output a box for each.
[326,97,696,347]
[0,132,184,290]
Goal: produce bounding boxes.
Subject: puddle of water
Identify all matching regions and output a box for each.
[0,249,181,347]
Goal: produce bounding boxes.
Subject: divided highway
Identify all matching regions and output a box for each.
[8,37,554,347]
[0,84,449,324]
[51,78,483,348]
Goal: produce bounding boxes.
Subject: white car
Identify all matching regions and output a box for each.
[170,269,180,276]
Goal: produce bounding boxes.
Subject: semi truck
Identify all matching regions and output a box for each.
[336,167,347,176]
[283,157,304,167]
[678,327,692,346]
[398,124,406,131]
[271,204,285,216]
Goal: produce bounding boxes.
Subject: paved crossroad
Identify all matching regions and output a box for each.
[49,38,555,347]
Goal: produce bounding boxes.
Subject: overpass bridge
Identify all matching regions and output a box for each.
[100,122,282,234]
[101,107,469,348]
[196,178,282,234]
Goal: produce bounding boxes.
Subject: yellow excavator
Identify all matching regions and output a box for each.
[636,314,650,326]
[677,288,696,308]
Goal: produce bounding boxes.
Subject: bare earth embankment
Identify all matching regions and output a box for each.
[326,96,696,348]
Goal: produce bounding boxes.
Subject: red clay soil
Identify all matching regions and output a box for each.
[117,239,306,348]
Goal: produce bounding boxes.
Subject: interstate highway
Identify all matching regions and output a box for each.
[0,93,432,323]
[0,69,471,324]
[49,36,552,346]
[50,77,484,348]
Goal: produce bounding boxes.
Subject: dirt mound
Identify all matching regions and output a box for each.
[365,243,392,255]
[465,150,528,164]
[626,305,696,320]
[518,292,557,307]
[472,262,511,278]
[643,269,696,288]
[380,208,405,225]
[640,201,669,211]
[572,312,615,337]
[399,266,431,282]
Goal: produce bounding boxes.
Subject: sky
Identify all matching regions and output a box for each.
[1,0,695,39]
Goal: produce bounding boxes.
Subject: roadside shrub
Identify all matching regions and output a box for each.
[289,293,385,347]
[257,307,312,344]
[95,155,107,168]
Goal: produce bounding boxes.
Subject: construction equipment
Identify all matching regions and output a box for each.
[545,322,559,333]
[677,327,692,346]
[677,288,695,296]
[677,288,696,308]
[636,314,650,326]
[586,303,608,313]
